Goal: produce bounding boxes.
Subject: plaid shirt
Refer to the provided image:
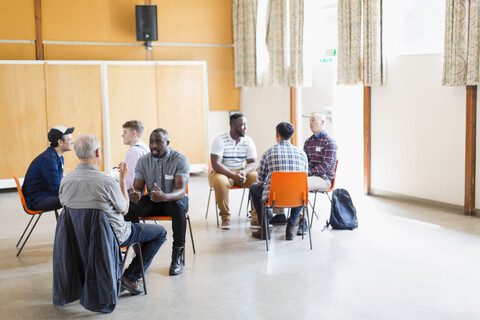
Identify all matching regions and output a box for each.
[303,131,338,182]
[257,140,308,201]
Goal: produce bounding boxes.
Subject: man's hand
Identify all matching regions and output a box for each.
[117,162,128,183]
[233,170,247,185]
[129,185,142,203]
[150,183,168,202]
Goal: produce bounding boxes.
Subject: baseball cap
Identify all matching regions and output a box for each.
[48,125,75,143]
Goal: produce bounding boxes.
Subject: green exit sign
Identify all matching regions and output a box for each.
[326,49,336,56]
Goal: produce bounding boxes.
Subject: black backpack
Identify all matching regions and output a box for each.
[324,188,358,230]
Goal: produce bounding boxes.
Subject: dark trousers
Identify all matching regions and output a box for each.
[250,183,302,227]
[31,195,62,211]
[124,195,188,248]
[121,223,167,281]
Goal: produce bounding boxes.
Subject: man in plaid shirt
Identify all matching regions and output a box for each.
[250,122,308,240]
[298,113,338,235]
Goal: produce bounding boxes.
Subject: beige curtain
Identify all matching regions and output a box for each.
[337,0,362,85]
[443,0,470,86]
[289,0,304,87]
[363,0,384,86]
[266,0,287,86]
[233,0,258,87]
[467,0,480,84]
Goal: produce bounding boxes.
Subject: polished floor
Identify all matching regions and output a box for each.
[1,174,480,319]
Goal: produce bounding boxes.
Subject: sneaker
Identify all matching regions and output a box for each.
[270,213,287,225]
[252,227,271,240]
[121,275,143,295]
[297,218,308,235]
[221,219,231,229]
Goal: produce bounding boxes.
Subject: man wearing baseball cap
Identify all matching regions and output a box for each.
[22,125,75,211]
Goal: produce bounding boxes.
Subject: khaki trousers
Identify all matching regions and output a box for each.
[208,170,258,221]
[308,176,332,191]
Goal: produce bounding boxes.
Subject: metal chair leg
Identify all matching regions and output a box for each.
[16,215,35,247]
[17,214,42,256]
[305,206,313,250]
[264,205,269,251]
[205,188,213,219]
[238,188,246,216]
[187,215,196,254]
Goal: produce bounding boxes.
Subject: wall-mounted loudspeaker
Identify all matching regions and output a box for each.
[136,5,158,42]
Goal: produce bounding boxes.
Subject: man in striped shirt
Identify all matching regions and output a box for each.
[209,113,258,229]
[250,122,308,240]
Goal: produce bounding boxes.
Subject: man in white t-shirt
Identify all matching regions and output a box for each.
[209,113,258,229]
[121,120,149,190]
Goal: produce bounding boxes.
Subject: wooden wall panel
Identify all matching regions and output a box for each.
[44,44,148,61]
[42,0,232,44]
[0,44,36,60]
[156,65,206,164]
[153,46,239,111]
[44,64,104,172]
[107,65,158,167]
[156,0,233,44]
[0,64,47,179]
[0,0,35,40]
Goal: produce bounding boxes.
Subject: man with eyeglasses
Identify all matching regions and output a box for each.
[59,134,167,295]
[124,128,190,276]
[209,113,258,229]
[23,125,74,211]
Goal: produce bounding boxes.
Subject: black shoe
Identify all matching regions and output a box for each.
[169,246,185,276]
[297,218,308,235]
[121,275,143,295]
[270,213,287,225]
[286,225,296,240]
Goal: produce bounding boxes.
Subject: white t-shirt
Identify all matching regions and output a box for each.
[210,132,257,170]
[124,141,149,188]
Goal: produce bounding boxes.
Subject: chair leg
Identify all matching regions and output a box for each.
[246,194,252,218]
[238,188,246,216]
[17,214,42,257]
[186,215,196,254]
[305,206,313,250]
[264,205,269,251]
[134,242,147,295]
[205,188,213,219]
[54,210,59,222]
[16,215,35,247]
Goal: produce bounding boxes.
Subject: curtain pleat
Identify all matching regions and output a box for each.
[363,0,384,86]
[337,0,362,85]
[467,0,480,85]
[288,0,304,87]
[233,0,258,87]
[266,0,287,86]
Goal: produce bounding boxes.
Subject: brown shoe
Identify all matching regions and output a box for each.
[252,227,271,240]
[250,219,260,229]
[221,219,231,229]
[286,225,296,240]
[121,275,143,295]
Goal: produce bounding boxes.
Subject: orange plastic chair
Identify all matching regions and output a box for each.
[263,172,311,251]
[308,160,338,227]
[204,160,251,227]
[13,174,59,256]
[139,187,195,255]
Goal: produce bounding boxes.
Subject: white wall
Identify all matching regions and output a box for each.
[371,54,466,206]
[240,87,291,156]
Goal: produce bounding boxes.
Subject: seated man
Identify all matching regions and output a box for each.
[121,120,149,190]
[250,122,308,240]
[59,134,167,295]
[23,125,74,211]
[301,113,338,234]
[209,113,258,229]
[124,128,189,276]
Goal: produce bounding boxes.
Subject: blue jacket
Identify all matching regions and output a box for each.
[52,208,123,313]
[22,147,64,208]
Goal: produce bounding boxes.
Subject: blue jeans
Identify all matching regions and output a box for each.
[250,182,302,227]
[30,195,62,211]
[121,223,167,281]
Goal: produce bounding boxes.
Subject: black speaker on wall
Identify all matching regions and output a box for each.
[136,5,158,42]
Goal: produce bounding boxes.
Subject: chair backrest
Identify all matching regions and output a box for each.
[12,174,42,214]
[267,172,308,208]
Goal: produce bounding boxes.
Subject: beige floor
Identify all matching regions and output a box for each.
[1,174,480,319]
